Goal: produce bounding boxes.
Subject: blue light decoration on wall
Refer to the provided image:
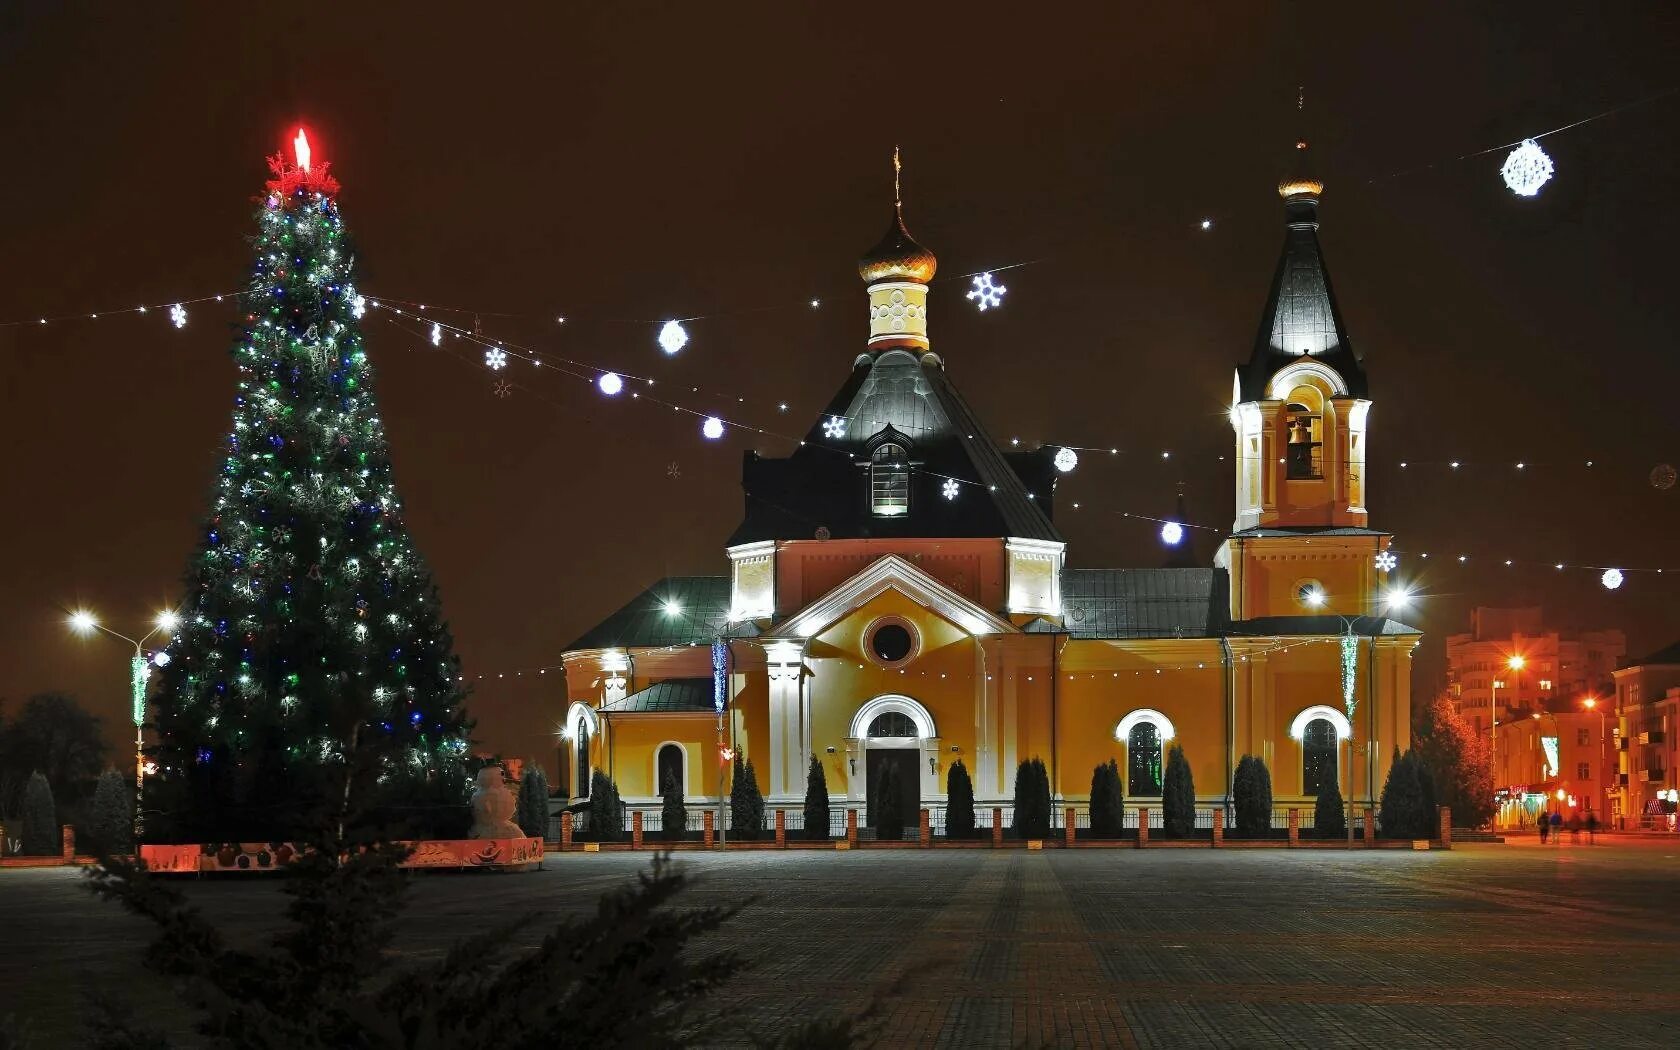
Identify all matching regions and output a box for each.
[712,639,729,714]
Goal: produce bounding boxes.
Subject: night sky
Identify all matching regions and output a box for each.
[4,4,1678,768]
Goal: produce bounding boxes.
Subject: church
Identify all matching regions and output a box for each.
[557,145,1419,829]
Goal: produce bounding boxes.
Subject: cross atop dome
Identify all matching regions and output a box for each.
[859,147,937,351]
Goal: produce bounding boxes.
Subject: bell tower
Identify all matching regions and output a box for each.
[1230,140,1371,533]
[1219,140,1391,621]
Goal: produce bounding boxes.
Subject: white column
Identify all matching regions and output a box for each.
[766,641,805,800]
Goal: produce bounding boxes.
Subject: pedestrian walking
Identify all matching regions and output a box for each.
[1539,815,1549,844]
[1550,810,1563,843]
[1569,813,1582,843]
[1586,811,1599,844]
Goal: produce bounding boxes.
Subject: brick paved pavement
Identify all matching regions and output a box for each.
[2,839,1677,1047]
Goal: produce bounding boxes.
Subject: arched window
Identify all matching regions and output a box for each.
[1128,723,1162,796]
[575,716,590,797]
[1302,718,1338,796]
[1285,402,1322,479]
[656,743,685,796]
[871,443,910,517]
[867,711,918,738]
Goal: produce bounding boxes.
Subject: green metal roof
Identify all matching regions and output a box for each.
[599,678,715,714]
[566,576,759,652]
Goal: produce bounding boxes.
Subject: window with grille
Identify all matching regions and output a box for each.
[871,443,910,517]
[1577,729,1589,746]
[1303,718,1338,796]
[1577,762,1590,780]
[1128,723,1162,796]
[867,711,918,738]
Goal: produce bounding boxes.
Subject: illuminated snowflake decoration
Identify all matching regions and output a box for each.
[1501,138,1554,197]
[169,303,188,329]
[658,319,689,355]
[493,379,513,399]
[666,461,682,478]
[484,346,508,370]
[942,478,959,500]
[701,416,725,440]
[1053,446,1078,473]
[966,271,1007,311]
[1374,550,1397,573]
[598,371,624,396]
[430,322,442,347]
[351,294,367,319]
[1601,567,1624,590]
[1160,521,1184,546]
[822,415,847,439]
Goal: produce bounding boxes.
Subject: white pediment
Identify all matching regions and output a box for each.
[766,554,1017,640]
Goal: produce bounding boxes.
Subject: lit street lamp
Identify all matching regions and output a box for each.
[66,607,179,837]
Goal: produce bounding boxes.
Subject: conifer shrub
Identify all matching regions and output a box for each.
[803,755,830,840]
[516,764,551,840]
[661,768,687,842]
[588,770,625,842]
[1012,757,1052,839]
[1161,745,1196,838]
[21,772,56,856]
[1089,759,1124,838]
[1379,748,1432,838]
[945,759,975,839]
[1314,776,1347,838]
[872,761,904,841]
[1231,754,1273,838]
[729,754,764,840]
[88,769,134,856]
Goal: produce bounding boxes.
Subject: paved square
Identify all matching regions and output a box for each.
[3,840,1678,1046]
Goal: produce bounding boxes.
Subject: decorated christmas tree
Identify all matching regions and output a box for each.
[147,130,471,842]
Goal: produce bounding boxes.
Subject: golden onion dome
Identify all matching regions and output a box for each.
[858,207,938,284]
[1277,139,1324,199]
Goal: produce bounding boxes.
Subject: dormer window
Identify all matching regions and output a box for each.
[871,443,910,517]
[1285,402,1323,479]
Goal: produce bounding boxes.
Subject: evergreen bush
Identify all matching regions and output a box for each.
[661,768,686,842]
[946,760,975,839]
[21,772,56,856]
[1161,745,1196,838]
[1314,776,1347,838]
[88,769,133,856]
[1231,754,1273,838]
[516,764,550,840]
[588,770,624,842]
[872,761,904,841]
[729,754,764,840]
[1379,748,1430,838]
[1089,759,1124,838]
[802,755,830,840]
[1012,757,1052,839]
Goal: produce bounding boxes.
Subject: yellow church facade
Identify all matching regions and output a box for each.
[558,149,1418,828]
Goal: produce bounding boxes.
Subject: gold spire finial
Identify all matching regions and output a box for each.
[892,145,902,212]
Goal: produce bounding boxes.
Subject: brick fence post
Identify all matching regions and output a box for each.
[1212,807,1224,847]
[62,825,75,863]
[775,809,786,847]
[631,811,643,850]
[919,808,930,847]
[560,812,573,849]
[846,809,858,847]
[1287,808,1300,847]
[1137,808,1150,848]
[703,810,715,848]
[1439,806,1452,849]
[1065,807,1077,847]
[992,807,1004,848]
[1360,808,1373,846]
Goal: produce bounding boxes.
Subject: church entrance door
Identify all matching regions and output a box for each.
[865,747,921,837]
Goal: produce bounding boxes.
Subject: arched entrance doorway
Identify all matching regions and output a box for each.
[848,695,936,838]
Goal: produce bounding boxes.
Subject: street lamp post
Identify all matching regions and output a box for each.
[1583,696,1605,822]
[67,608,178,839]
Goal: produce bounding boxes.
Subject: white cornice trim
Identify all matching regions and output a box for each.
[766,553,1018,640]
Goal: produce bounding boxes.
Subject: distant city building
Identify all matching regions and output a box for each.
[1610,641,1680,829]
[1492,708,1613,828]
[1445,607,1624,736]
